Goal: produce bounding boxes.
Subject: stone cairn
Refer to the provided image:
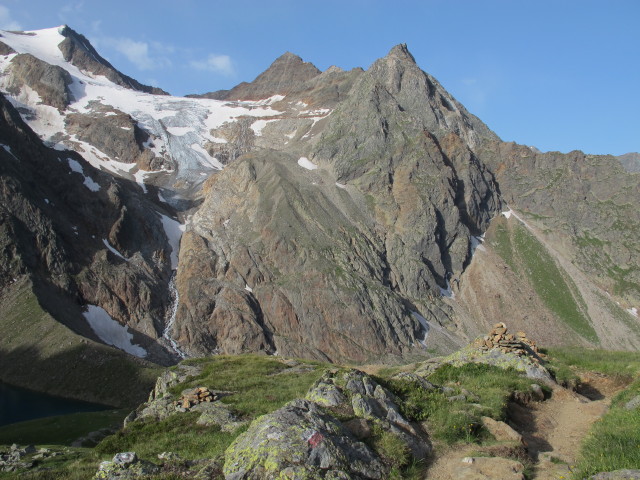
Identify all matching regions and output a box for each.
[175,387,218,410]
[473,322,546,363]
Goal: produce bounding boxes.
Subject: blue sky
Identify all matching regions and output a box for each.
[1,0,638,156]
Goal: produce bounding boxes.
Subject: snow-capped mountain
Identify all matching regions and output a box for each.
[0,24,638,392]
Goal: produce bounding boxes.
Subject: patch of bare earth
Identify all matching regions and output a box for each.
[423,373,628,479]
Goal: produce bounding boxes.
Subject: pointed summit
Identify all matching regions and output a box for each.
[386,43,416,63]
[216,51,321,101]
[57,25,168,95]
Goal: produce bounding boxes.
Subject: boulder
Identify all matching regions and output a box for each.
[481,416,523,444]
[223,399,386,479]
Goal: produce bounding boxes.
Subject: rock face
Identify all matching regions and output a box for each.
[57,25,168,95]
[0,91,177,366]
[192,52,321,101]
[618,152,640,173]
[224,399,386,480]
[175,45,502,362]
[224,368,429,479]
[5,53,73,110]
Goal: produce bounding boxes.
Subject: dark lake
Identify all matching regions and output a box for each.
[0,382,108,427]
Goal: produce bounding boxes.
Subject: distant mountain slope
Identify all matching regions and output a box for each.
[618,152,640,173]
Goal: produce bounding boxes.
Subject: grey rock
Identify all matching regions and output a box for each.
[6,53,73,109]
[193,402,246,432]
[57,25,167,95]
[625,395,640,410]
[306,376,348,406]
[591,470,640,480]
[223,399,386,479]
[531,383,545,401]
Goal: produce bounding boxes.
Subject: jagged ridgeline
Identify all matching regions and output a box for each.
[0,24,638,394]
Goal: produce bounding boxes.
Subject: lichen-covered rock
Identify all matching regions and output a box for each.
[423,341,553,382]
[223,399,385,480]
[94,452,160,479]
[309,369,430,462]
[193,402,246,432]
[306,374,348,406]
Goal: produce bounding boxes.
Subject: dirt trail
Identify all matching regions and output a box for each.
[424,373,627,479]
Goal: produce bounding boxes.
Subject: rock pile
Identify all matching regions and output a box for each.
[175,387,218,410]
[474,323,546,363]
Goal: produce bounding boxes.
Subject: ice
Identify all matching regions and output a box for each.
[102,238,128,260]
[158,213,185,269]
[166,126,193,136]
[297,157,318,170]
[83,175,100,192]
[0,26,284,185]
[83,304,147,357]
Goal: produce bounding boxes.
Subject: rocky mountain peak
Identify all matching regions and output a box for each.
[386,43,416,63]
[55,24,168,95]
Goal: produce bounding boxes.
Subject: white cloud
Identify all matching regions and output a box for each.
[190,54,234,75]
[113,38,155,70]
[0,5,22,31]
[96,36,171,71]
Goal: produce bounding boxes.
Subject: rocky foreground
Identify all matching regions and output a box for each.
[3,327,640,479]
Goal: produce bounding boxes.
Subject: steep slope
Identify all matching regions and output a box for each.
[174,45,502,362]
[0,91,180,366]
[188,51,321,101]
[618,152,640,173]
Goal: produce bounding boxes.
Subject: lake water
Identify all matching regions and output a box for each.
[0,382,108,427]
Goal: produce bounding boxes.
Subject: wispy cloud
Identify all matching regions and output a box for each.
[94,36,172,71]
[58,1,85,22]
[190,54,234,76]
[0,5,22,31]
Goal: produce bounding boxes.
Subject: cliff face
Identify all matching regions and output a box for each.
[173,46,502,362]
[0,92,177,365]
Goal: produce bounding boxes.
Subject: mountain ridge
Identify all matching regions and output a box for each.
[0,25,637,379]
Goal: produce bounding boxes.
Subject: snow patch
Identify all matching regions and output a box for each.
[102,238,128,261]
[335,182,347,189]
[412,311,430,347]
[250,118,278,136]
[252,94,285,105]
[83,305,146,357]
[166,126,193,136]
[67,158,100,191]
[297,157,318,170]
[628,307,638,318]
[440,279,455,299]
[245,284,253,293]
[159,213,185,270]
[1,144,18,160]
[502,209,513,219]
[470,234,486,255]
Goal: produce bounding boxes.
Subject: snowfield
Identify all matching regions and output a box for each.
[0,26,283,185]
[83,305,147,357]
